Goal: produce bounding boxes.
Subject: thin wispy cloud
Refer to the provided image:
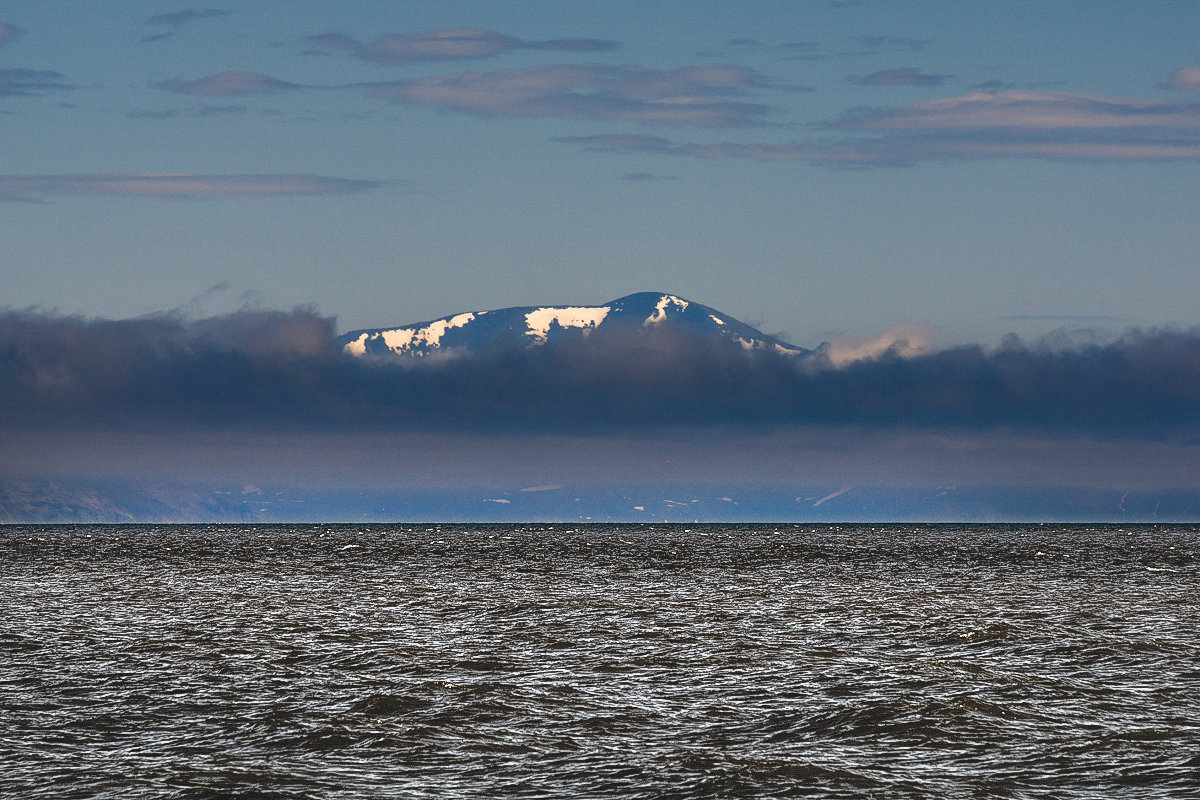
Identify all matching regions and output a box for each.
[157,71,302,96]
[368,64,772,127]
[854,36,930,54]
[127,104,255,120]
[835,90,1200,131]
[851,67,952,87]
[0,173,383,202]
[306,27,618,64]
[138,32,176,45]
[145,8,229,27]
[560,82,1200,164]
[0,69,73,97]
[777,36,930,62]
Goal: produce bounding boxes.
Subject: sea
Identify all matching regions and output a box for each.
[2,523,1198,799]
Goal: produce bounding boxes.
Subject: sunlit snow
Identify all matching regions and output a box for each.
[643,294,689,327]
[524,306,610,343]
[347,312,477,356]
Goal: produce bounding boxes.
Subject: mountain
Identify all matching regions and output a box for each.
[336,292,809,360]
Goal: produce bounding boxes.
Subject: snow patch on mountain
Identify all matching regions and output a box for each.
[344,311,478,356]
[525,306,610,343]
[644,294,688,327]
[343,332,369,356]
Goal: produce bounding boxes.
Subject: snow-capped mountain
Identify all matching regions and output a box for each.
[337,292,809,359]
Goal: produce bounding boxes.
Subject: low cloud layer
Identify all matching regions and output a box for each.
[2,308,1198,437]
[0,173,383,202]
[307,27,618,64]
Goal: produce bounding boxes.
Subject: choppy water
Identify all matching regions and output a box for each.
[2,524,1198,799]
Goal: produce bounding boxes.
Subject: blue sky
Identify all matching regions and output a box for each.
[4,1,1200,347]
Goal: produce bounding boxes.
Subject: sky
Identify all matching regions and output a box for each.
[3,2,1200,520]
[3,0,1200,345]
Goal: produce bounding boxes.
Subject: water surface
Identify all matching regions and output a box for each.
[2,524,1197,798]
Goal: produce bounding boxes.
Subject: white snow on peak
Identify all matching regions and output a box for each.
[420,312,476,347]
[380,327,417,351]
[708,314,725,326]
[524,306,610,343]
[643,294,689,327]
[345,312,476,356]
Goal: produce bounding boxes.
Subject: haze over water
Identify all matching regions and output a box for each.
[3,523,1198,798]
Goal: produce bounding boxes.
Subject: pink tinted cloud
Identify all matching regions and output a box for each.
[369,64,771,127]
[836,90,1200,131]
[157,71,300,96]
[559,85,1200,164]
[1161,65,1200,93]
[0,173,382,202]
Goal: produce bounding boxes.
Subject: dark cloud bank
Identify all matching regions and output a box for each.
[2,307,1199,436]
[4,308,1200,520]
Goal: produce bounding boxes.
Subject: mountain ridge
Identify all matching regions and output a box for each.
[336,291,809,360]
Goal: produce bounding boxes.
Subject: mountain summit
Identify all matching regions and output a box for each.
[337,292,808,360]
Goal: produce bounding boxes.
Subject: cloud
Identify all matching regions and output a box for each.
[146,8,229,27]
[138,32,176,45]
[561,89,1200,164]
[126,104,254,119]
[1161,65,1200,93]
[306,27,618,64]
[557,133,680,153]
[824,324,937,366]
[0,68,73,97]
[157,71,301,96]
[556,133,883,163]
[368,64,772,126]
[851,67,952,87]
[2,308,1200,439]
[835,90,1200,131]
[0,20,20,46]
[0,173,383,202]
